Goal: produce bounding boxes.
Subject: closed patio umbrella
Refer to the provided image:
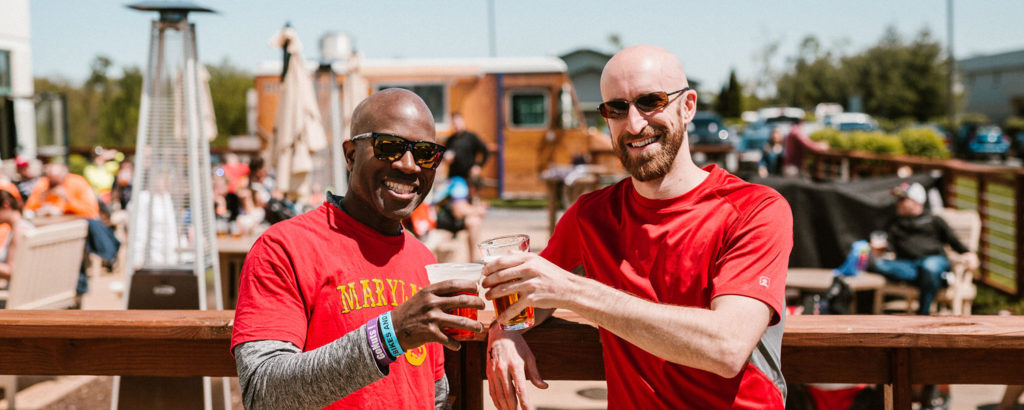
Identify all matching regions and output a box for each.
[268,26,327,206]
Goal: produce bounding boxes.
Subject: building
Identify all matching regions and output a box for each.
[0,0,36,159]
[560,48,612,134]
[960,48,1024,123]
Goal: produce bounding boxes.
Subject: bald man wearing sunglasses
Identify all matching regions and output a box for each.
[482,45,792,409]
[232,88,486,410]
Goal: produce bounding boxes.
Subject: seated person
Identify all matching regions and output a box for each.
[434,176,487,262]
[0,190,31,281]
[25,162,100,219]
[868,182,979,315]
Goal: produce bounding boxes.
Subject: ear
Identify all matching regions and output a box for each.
[680,88,698,123]
[343,140,356,172]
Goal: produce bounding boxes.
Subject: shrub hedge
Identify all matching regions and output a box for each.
[809,126,950,159]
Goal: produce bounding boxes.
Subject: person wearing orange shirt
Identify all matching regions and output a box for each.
[25,162,100,219]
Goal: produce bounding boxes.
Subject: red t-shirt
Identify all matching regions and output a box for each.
[540,165,792,409]
[231,201,444,409]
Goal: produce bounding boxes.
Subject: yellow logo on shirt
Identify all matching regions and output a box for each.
[336,278,421,314]
[405,345,427,366]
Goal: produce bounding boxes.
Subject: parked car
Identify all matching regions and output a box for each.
[688,111,734,145]
[966,125,1010,160]
[824,112,879,132]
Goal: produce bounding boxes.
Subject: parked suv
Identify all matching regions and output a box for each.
[964,125,1010,160]
[688,112,733,145]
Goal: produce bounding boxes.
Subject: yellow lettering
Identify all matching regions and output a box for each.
[372,279,387,307]
[361,279,376,307]
[338,283,360,313]
[408,282,419,301]
[386,279,400,307]
[399,279,407,302]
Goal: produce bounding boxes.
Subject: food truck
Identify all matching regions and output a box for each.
[253,55,613,198]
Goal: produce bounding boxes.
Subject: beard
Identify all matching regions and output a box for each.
[614,124,684,181]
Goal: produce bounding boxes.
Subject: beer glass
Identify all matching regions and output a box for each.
[477,234,535,331]
[870,231,888,252]
[425,263,484,340]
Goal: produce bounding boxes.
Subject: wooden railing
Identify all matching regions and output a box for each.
[806,149,1024,297]
[1,310,1022,410]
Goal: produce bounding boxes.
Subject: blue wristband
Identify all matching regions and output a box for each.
[378,311,405,358]
[366,317,394,373]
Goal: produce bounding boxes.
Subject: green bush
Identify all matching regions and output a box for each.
[812,127,949,158]
[849,131,903,155]
[898,127,951,158]
[810,128,846,149]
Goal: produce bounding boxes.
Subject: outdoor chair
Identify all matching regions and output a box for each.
[872,208,980,315]
[0,218,89,409]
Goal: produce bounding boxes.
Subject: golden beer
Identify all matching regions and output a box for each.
[478,234,535,331]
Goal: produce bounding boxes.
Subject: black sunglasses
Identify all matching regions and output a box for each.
[351,132,447,169]
[598,87,692,119]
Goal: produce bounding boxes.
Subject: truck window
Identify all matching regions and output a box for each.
[377,83,447,126]
[509,91,548,128]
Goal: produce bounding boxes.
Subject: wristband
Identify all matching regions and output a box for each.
[378,311,405,358]
[365,317,394,373]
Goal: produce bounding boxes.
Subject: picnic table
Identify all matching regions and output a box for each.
[216,234,259,309]
[787,268,887,313]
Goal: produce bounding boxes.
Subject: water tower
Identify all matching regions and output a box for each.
[115,2,227,409]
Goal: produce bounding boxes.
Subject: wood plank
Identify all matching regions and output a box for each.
[781,346,890,384]
[890,349,912,410]
[0,338,234,376]
[2,310,1024,390]
[0,310,234,340]
[782,315,1024,349]
[910,348,1024,384]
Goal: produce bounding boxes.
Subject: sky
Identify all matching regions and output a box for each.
[28,1,1024,92]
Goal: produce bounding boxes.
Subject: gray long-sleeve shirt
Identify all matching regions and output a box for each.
[234,324,449,410]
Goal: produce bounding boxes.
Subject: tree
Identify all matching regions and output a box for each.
[714,69,743,118]
[776,35,847,110]
[206,59,252,147]
[773,27,948,121]
[36,55,254,149]
[751,39,781,100]
[97,66,142,147]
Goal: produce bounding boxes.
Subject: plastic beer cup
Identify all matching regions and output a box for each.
[477,234,535,331]
[425,263,484,340]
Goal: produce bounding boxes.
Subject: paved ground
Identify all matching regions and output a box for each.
[3,207,1021,409]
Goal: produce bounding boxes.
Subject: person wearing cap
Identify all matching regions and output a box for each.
[869,182,979,315]
[14,156,37,201]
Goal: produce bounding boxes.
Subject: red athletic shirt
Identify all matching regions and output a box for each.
[540,165,792,409]
[231,201,444,409]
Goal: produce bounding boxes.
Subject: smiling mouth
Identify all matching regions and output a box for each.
[385,180,416,195]
[627,134,660,148]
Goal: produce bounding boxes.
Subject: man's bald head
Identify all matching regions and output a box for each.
[351,88,436,141]
[600,45,688,100]
[598,45,698,184]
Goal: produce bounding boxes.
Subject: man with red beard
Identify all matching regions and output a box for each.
[232,88,486,409]
[481,45,792,409]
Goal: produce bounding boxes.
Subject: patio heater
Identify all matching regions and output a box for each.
[115,2,227,410]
